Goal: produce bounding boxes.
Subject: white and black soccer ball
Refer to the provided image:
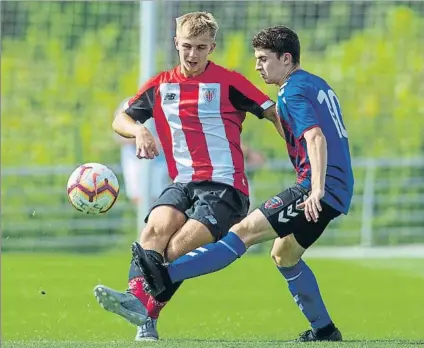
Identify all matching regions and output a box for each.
[67,163,120,215]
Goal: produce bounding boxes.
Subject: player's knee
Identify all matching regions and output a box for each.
[271,249,299,268]
[232,209,275,248]
[231,219,256,248]
[270,236,302,267]
[140,224,167,244]
[164,238,180,262]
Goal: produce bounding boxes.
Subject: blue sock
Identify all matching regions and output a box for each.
[168,232,246,283]
[278,259,332,330]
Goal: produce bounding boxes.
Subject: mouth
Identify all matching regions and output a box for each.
[187,61,198,68]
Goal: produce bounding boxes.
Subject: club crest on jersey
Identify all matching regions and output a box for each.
[203,88,217,104]
[264,196,284,209]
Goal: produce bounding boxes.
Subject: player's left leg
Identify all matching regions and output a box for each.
[132,181,250,336]
[139,218,215,314]
[270,204,342,342]
[132,219,215,341]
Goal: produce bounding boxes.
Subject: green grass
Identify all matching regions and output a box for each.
[2,253,424,347]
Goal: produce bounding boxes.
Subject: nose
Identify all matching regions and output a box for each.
[255,61,261,71]
[188,48,197,58]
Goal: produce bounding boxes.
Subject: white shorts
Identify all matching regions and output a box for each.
[121,144,169,202]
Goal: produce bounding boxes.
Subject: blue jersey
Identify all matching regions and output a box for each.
[277,70,354,214]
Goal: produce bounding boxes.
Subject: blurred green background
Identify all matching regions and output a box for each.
[2,1,424,251]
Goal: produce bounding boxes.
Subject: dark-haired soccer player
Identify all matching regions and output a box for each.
[134,25,354,342]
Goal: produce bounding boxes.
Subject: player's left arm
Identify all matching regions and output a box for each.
[228,71,285,140]
[299,127,328,222]
[284,91,327,222]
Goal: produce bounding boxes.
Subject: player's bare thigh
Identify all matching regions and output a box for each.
[165,219,214,262]
[139,205,187,251]
[270,234,306,268]
[231,209,278,249]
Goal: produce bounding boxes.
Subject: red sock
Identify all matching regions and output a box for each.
[128,276,150,307]
[128,276,168,319]
[146,296,168,319]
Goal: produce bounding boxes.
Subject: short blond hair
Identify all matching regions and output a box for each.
[176,12,219,40]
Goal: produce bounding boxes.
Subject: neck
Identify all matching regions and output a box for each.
[180,61,209,78]
[277,64,300,86]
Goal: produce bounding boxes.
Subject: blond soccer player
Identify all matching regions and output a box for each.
[94,12,283,341]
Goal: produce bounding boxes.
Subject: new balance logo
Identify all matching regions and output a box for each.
[164,93,176,101]
[205,215,217,225]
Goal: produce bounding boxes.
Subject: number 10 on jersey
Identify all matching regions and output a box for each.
[318,89,348,139]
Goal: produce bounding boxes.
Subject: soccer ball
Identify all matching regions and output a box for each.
[67,163,119,215]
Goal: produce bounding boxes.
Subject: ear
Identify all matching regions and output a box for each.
[209,42,216,54]
[283,52,293,65]
[174,37,179,50]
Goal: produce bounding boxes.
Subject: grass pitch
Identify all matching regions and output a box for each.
[2,252,424,347]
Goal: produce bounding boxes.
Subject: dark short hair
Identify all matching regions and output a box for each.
[252,26,300,65]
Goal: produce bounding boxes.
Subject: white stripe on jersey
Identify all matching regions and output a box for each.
[197,83,235,187]
[159,83,194,182]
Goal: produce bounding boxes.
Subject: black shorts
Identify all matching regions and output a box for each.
[146,181,250,241]
[258,185,341,249]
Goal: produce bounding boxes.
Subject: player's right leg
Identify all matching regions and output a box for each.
[94,183,190,329]
[134,205,278,300]
[153,186,310,286]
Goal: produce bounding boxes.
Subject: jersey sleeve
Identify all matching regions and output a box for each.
[228,71,274,118]
[283,86,320,139]
[125,77,157,123]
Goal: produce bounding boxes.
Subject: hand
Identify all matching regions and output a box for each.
[135,126,159,159]
[297,189,324,223]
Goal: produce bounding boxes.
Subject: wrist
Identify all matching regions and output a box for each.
[311,184,324,194]
[133,123,146,136]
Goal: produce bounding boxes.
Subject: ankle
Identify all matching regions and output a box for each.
[147,296,167,319]
[128,276,150,306]
[313,322,335,336]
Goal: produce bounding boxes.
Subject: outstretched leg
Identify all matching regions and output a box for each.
[133,208,276,297]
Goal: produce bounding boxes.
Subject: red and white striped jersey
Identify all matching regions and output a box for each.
[126,61,274,196]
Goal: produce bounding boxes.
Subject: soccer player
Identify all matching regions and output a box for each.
[133,25,354,342]
[93,12,284,341]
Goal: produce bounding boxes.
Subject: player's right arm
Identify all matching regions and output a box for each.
[112,98,136,145]
[263,106,285,139]
[112,78,159,159]
[112,107,145,139]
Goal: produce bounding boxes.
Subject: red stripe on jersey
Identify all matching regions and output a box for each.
[179,84,213,181]
[153,93,178,180]
[296,138,311,184]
